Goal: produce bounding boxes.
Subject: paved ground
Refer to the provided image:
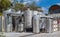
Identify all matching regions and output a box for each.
[26,31,60,37]
[5,32,33,37]
[2,31,60,37]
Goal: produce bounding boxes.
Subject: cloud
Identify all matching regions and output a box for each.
[33,0,39,2]
[57,3,60,6]
[23,0,40,3]
[24,0,39,2]
[10,0,14,3]
[23,1,32,5]
[42,7,48,14]
[23,0,40,5]
[11,0,40,5]
[23,2,28,5]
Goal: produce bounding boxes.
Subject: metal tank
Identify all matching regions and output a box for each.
[18,23,24,32]
[33,15,40,33]
[24,8,32,28]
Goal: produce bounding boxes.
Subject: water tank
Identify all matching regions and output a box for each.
[24,8,32,28]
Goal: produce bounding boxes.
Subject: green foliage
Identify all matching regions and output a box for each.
[0,0,11,13]
[28,2,39,10]
[28,2,43,12]
[0,13,2,16]
[14,3,27,12]
[14,1,43,12]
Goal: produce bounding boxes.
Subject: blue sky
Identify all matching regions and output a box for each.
[37,0,60,8]
[13,0,60,14]
[36,0,60,14]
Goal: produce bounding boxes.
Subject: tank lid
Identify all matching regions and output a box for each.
[33,15,40,19]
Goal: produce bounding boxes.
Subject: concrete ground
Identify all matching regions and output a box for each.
[5,32,34,37]
[26,31,60,37]
[2,31,60,37]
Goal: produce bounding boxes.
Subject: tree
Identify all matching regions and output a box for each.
[14,2,43,12]
[28,2,43,12]
[28,2,39,10]
[0,0,11,13]
[14,3,27,12]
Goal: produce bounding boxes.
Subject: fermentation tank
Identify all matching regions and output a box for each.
[24,8,32,28]
[33,15,40,33]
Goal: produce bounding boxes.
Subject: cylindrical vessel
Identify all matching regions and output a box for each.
[48,18,53,33]
[7,16,12,32]
[18,23,24,32]
[33,15,40,33]
[7,23,12,32]
[24,8,32,28]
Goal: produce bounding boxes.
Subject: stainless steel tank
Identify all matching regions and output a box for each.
[33,15,40,33]
[24,8,32,28]
[18,23,24,32]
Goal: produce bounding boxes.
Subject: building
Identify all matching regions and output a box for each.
[48,5,60,32]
